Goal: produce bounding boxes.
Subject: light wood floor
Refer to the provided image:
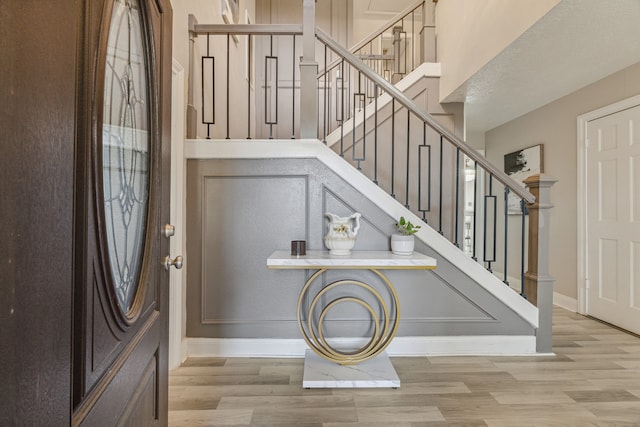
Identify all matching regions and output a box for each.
[169,307,640,426]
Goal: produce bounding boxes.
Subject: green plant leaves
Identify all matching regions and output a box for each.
[396,216,421,235]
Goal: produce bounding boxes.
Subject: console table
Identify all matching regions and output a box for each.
[267,250,436,388]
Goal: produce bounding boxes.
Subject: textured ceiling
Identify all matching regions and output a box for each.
[441,0,640,133]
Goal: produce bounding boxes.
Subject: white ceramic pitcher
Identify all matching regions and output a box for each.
[323,212,361,255]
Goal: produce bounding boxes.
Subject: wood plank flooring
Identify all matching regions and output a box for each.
[169,307,640,426]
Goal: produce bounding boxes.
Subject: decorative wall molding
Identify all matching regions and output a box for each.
[185,140,539,329]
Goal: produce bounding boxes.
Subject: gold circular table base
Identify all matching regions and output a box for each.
[296,268,400,365]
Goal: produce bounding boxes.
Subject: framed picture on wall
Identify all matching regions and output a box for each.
[504,144,544,214]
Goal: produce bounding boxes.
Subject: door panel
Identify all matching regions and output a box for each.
[587,104,640,334]
[598,238,618,302]
[72,0,172,425]
[0,1,77,424]
[633,242,640,311]
[633,155,640,222]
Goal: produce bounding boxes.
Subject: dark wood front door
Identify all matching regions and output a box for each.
[72,0,173,425]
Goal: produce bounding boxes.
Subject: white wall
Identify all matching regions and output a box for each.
[435,0,560,102]
[485,61,640,302]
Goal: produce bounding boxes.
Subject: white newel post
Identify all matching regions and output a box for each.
[187,14,198,139]
[421,0,437,63]
[300,0,318,138]
[524,174,558,353]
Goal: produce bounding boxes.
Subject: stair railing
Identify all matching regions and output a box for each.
[315,28,542,303]
[187,19,537,286]
[186,21,557,324]
[187,16,304,139]
[316,29,533,202]
[322,0,430,88]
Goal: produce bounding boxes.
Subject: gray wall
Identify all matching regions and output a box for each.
[485,61,640,301]
[186,157,534,339]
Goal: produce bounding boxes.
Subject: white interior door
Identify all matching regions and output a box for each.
[586,104,640,334]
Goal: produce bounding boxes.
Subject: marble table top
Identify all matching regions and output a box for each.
[267,250,436,270]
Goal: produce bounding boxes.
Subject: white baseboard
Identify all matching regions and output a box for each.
[553,292,578,312]
[388,336,537,356]
[185,335,538,358]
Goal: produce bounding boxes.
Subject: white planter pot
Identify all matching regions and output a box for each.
[390,233,415,255]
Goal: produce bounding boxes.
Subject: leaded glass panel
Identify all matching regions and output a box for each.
[102,0,150,312]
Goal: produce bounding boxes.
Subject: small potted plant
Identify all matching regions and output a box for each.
[391,216,421,255]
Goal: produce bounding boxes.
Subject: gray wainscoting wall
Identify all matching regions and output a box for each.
[186,158,534,340]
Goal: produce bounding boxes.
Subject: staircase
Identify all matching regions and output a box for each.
[177,1,556,360]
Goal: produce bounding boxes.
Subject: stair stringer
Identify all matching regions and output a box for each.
[186,139,540,356]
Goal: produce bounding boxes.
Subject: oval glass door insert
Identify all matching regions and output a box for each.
[102,0,150,313]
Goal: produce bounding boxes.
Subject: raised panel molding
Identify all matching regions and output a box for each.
[90,275,122,380]
[199,174,308,325]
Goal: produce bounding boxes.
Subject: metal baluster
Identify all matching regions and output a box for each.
[504,186,510,285]
[323,43,328,143]
[368,42,373,100]
[265,35,277,139]
[391,98,396,199]
[520,199,527,298]
[247,34,252,139]
[345,62,351,124]
[291,35,295,139]
[492,177,498,272]
[484,175,496,272]
[353,71,365,168]
[438,135,443,235]
[454,147,460,247]
[405,110,410,208]
[354,73,365,171]
[472,161,478,261]
[226,34,230,139]
[264,35,278,139]
[339,60,345,156]
[202,34,215,139]
[373,83,378,184]
[418,122,431,223]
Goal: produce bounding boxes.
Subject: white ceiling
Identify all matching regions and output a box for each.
[363,0,640,134]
